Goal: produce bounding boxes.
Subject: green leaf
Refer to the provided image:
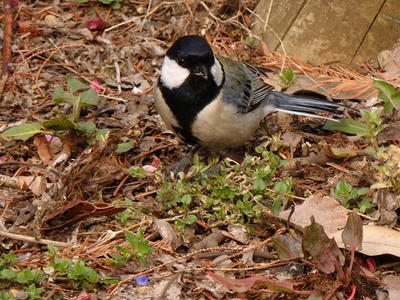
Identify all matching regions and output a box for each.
[77,121,96,134]
[42,113,76,131]
[52,87,68,103]
[181,194,192,207]
[274,178,292,195]
[0,291,14,300]
[15,269,44,284]
[184,214,197,224]
[80,88,99,106]
[67,75,88,94]
[125,231,153,264]
[271,198,282,215]
[1,122,42,141]
[323,119,369,136]
[51,256,72,275]
[374,80,400,113]
[0,269,16,280]
[24,284,43,300]
[127,166,146,178]
[115,139,135,153]
[254,177,265,191]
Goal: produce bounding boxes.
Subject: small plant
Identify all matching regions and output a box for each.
[1,75,100,142]
[24,284,43,300]
[323,107,387,155]
[109,231,153,267]
[157,146,293,227]
[0,267,44,288]
[175,214,197,232]
[75,0,124,9]
[67,260,99,290]
[324,81,400,194]
[332,179,372,213]
[49,257,101,290]
[278,68,297,89]
[0,253,17,270]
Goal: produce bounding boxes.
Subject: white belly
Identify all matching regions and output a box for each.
[191,94,265,149]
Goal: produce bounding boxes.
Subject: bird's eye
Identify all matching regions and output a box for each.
[178,57,185,65]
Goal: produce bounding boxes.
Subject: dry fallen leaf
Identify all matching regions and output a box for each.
[17,175,46,196]
[154,219,182,250]
[279,195,349,236]
[33,134,53,165]
[331,225,400,257]
[383,274,400,300]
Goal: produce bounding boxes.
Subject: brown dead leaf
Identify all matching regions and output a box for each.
[33,134,53,165]
[154,219,182,250]
[17,175,46,196]
[279,195,349,236]
[383,274,400,300]
[41,199,125,231]
[193,229,226,250]
[331,225,400,258]
[379,40,400,77]
[320,141,359,159]
[30,176,46,196]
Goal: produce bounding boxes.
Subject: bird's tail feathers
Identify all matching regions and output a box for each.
[265,92,347,121]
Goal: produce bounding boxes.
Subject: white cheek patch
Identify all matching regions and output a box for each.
[160,56,189,89]
[210,56,224,87]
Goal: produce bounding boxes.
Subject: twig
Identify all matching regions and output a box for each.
[0,161,60,177]
[104,16,140,33]
[263,0,274,32]
[132,143,175,161]
[140,0,152,31]
[0,230,72,248]
[0,0,13,96]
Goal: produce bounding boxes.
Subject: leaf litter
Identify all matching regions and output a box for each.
[0,0,399,299]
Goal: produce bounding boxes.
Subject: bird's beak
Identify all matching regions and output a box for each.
[194,64,209,80]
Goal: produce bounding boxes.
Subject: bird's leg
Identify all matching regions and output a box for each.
[165,145,201,177]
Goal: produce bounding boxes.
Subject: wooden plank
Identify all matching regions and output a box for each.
[278,0,385,64]
[352,0,400,64]
[253,0,307,51]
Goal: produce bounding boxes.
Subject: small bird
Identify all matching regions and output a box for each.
[154,35,347,149]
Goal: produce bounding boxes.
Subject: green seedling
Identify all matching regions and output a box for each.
[75,0,124,9]
[332,180,372,213]
[109,231,153,267]
[67,260,99,290]
[175,214,197,232]
[279,68,297,89]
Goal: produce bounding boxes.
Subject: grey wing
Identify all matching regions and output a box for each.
[243,63,275,112]
[218,56,274,113]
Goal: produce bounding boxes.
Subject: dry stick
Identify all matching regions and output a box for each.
[132,143,175,161]
[0,230,71,248]
[263,0,274,32]
[139,0,153,31]
[0,0,13,96]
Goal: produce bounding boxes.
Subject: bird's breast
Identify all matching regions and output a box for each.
[191,93,265,149]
